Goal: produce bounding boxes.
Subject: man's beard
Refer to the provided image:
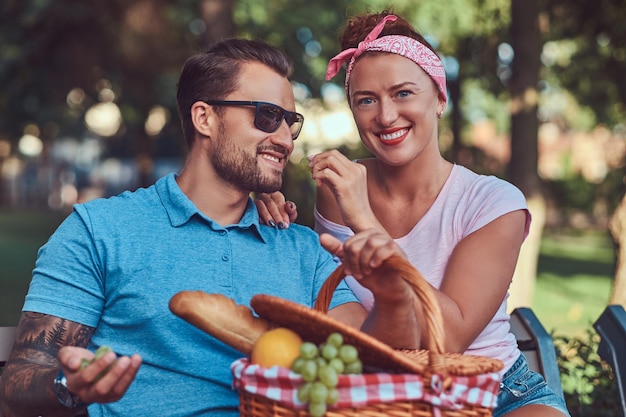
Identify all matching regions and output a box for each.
[211,122,285,193]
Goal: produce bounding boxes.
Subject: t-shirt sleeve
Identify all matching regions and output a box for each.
[23,206,105,327]
[313,206,355,263]
[461,176,531,239]
[313,206,355,243]
[311,243,358,310]
[313,207,375,310]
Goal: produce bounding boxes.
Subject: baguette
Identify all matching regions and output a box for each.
[169,291,271,356]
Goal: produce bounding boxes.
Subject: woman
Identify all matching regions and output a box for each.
[257,10,569,417]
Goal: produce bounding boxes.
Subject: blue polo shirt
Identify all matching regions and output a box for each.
[24,173,356,417]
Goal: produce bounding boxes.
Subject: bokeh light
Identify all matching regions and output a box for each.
[18,134,43,157]
[145,105,170,136]
[85,102,122,137]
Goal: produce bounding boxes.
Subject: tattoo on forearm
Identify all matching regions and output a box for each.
[0,312,95,415]
[12,312,94,366]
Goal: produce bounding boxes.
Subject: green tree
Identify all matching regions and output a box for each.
[0,0,224,203]
[506,0,544,309]
[543,0,626,127]
[542,0,626,307]
[2,1,623,309]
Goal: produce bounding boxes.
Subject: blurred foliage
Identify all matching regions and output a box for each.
[1,0,624,152]
[543,168,624,228]
[555,330,620,416]
[0,0,198,185]
[542,0,626,128]
[0,0,624,208]
[231,0,512,101]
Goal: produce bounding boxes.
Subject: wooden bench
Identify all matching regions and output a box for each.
[0,309,581,414]
[593,305,626,417]
[0,326,18,417]
[510,307,565,400]
[0,326,17,370]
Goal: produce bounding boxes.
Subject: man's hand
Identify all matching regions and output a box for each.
[58,346,142,404]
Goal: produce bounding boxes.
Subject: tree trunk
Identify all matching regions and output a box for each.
[199,0,235,48]
[506,0,544,311]
[448,77,462,162]
[0,159,5,207]
[508,195,545,310]
[608,194,626,307]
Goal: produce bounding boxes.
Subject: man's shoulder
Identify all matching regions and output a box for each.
[284,222,317,235]
[78,181,160,211]
[278,223,320,240]
[259,223,325,250]
[71,180,165,229]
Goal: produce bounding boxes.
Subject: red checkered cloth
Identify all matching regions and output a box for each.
[231,358,500,412]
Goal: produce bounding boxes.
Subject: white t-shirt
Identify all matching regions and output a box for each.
[314,164,531,373]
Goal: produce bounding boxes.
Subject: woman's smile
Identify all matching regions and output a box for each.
[378,127,410,146]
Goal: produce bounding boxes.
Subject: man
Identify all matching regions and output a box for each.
[0,38,417,417]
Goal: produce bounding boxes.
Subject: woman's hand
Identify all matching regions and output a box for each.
[309,151,379,232]
[57,346,142,404]
[321,230,419,348]
[254,192,297,229]
[320,230,410,302]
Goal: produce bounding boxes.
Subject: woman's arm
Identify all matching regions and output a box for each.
[310,151,383,233]
[431,210,527,352]
[323,230,420,350]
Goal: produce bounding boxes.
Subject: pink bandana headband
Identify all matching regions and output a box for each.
[325,15,447,106]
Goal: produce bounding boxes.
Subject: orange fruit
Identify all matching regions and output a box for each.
[251,327,303,369]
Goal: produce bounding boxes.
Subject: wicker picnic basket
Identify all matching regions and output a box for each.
[238,255,504,417]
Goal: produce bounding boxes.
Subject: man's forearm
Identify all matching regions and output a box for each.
[1,313,94,416]
[0,363,86,417]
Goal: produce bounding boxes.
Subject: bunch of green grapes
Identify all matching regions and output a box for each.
[80,345,114,370]
[80,345,116,382]
[290,332,362,417]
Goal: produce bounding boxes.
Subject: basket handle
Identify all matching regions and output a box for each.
[314,255,446,356]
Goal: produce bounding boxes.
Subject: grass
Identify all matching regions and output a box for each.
[0,211,617,337]
[0,209,67,325]
[533,229,615,337]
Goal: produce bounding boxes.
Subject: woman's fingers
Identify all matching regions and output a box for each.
[340,229,406,279]
[254,192,293,228]
[254,197,273,226]
[310,152,372,228]
[309,151,355,184]
[309,152,365,206]
[285,201,298,223]
[319,233,344,261]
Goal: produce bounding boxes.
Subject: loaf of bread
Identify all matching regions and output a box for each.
[169,291,271,356]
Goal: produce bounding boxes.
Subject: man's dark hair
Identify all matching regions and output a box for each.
[176,38,293,148]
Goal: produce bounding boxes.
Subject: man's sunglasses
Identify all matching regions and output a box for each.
[203,100,304,140]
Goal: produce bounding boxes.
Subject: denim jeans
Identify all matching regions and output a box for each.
[495,353,570,417]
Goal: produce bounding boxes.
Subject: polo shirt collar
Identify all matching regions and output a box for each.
[156,173,266,242]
